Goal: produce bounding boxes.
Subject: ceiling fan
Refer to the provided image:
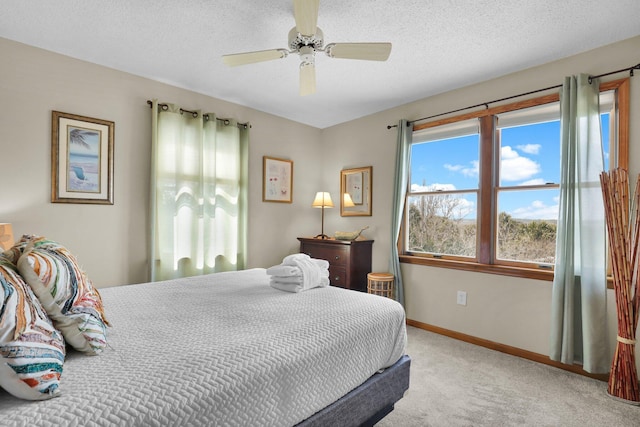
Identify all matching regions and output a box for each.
[222,0,392,96]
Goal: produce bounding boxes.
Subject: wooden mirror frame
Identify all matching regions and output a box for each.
[340,166,372,216]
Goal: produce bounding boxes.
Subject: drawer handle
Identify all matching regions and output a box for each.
[334,255,340,260]
[333,276,340,281]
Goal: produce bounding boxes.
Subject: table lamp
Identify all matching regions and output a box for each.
[312,192,333,239]
[0,223,14,251]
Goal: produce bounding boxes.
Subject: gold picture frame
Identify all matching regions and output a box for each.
[51,111,114,204]
[263,156,293,203]
[340,166,372,216]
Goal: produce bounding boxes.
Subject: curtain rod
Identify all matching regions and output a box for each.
[386,62,640,129]
[146,100,251,129]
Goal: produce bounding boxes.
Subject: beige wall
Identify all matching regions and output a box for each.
[2,34,638,365]
[321,35,640,363]
[0,37,323,287]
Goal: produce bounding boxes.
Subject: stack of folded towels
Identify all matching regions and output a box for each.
[266,253,330,293]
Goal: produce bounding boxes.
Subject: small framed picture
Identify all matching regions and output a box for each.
[51,111,114,204]
[263,156,293,203]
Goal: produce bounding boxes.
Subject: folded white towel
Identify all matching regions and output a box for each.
[284,253,323,289]
[270,276,330,293]
[269,253,330,292]
[313,258,330,270]
[270,276,303,285]
[270,269,328,285]
[281,254,329,269]
[266,265,301,277]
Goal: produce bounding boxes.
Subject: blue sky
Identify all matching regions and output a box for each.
[410,114,610,221]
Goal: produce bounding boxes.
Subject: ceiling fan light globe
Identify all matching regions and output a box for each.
[299,45,316,66]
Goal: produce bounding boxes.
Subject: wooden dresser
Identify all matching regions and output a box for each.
[297,237,373,292]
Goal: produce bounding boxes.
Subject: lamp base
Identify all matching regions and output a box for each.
[314,234,331,239]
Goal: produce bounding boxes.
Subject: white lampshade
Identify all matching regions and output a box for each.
[312,192,334,208]
[343,193,355,208]
[0,223,14,251]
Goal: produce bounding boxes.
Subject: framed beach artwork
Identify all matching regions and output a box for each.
[262,156,293,203]
[51,111,114,204]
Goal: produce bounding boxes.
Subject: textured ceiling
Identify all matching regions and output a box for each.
[1,0,639,128]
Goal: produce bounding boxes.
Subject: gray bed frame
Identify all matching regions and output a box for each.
[297,355,411,427]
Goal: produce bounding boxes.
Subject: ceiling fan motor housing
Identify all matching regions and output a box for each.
[288,27,324,53]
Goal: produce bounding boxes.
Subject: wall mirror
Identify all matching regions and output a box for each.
[340,166,372,216]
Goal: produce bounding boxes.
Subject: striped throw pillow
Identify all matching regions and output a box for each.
[13,235,109,355]
[0,257,65,400]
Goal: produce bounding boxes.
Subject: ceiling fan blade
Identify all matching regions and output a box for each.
[222,49,288,67]
[293,0,319,36]
[299,63,316,96]
[325,43,392,61]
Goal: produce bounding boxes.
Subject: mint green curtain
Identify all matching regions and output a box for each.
[149,100,248,281]
[549,75,608,373]
[390,119,413,307]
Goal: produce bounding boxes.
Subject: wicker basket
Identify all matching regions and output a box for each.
[367,272,394,299]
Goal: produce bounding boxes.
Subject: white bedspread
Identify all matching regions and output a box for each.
[0,268,406,426]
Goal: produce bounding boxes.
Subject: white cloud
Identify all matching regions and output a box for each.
[502,146,519,159]
[408,190,475,220]
[520,178,546,186]
[462,160,479,177]
[452,197,475,219]
[444,164,462,172]
[509,200,558,220]
[517,144,541,154]
[411,183,456,192]
[501,146,540,181]
[444,160,478,177]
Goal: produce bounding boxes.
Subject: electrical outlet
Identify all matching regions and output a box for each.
[457,291,467,306]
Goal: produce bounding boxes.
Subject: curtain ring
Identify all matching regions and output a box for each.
[161,104,168,111]
[224,119,230,125]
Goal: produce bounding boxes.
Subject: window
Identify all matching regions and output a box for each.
[401,79,629,280]
[495,104,560,267]
[408,119,479,259]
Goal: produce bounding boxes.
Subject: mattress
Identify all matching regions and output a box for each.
[0,268,407,426]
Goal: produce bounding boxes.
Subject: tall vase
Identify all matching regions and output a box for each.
[600,168,640,404]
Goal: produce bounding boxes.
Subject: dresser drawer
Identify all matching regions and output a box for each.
[328,266,347,288]
[302,244,348,266]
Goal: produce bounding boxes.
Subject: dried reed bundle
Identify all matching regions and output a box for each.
[600,168,640,403]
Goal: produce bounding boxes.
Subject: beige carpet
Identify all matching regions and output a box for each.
[377,326,639,426]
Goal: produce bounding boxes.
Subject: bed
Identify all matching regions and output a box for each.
[0,267,409,426]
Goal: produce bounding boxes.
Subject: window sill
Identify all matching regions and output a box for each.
[399,255,554,281]
[399,256,616,289]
